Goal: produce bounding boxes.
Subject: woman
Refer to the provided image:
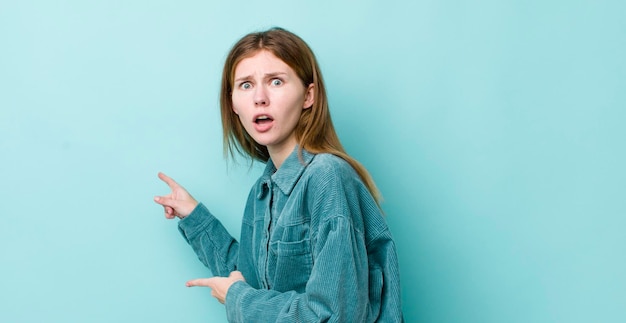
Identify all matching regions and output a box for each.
[154,27,403,322]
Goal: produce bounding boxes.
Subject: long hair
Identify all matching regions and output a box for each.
[220,27,382,204]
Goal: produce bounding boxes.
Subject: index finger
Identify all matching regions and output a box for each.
[158,172,180,189]
[186,278,215,288]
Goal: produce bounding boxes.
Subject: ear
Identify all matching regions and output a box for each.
[303,83,315,109]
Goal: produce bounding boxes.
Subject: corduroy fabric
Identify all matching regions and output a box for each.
[178,147,403,322]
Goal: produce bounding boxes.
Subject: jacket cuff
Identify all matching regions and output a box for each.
[225,280,251,323]
[177,203,216,243]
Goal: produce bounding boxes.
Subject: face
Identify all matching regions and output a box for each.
[232,50,314,163]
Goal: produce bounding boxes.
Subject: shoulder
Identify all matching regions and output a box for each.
[302,153,369,213]
[305,153,360,184]
[309,153,349,166]
[303,153,383,238]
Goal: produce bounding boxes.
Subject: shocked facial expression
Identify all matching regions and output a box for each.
[232,50,314,163]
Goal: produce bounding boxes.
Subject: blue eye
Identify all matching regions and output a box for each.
[271,79,283,86]
[240,82,252,90]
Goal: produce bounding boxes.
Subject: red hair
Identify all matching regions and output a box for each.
[220,27,382,204]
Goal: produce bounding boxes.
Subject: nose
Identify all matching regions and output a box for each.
[254,86,269,106]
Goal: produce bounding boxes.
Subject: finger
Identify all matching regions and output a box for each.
[158,172,181,190]
[154,196,178,209]
[211,290,224,304]
[164,206,176,219]
[186,278,215,288]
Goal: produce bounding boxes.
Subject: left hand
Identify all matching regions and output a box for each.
[186,271,245,304]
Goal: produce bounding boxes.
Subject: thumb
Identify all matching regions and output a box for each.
[229,271,244,280]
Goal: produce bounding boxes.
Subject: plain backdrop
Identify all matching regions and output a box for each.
[1,1,624,322]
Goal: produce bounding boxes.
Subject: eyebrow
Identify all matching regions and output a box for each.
[234,72,288,83]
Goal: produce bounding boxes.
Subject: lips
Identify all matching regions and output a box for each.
[255,115,273,124]
[253,114,274,132]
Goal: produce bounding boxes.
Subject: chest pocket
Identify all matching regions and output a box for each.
[267,223,313,293]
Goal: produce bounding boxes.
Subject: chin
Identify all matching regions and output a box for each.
[249,136,274,147]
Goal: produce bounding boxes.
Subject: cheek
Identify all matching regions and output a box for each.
[231,96,243,115]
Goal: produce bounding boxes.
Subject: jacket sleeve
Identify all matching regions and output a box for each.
[225,215,369,323]
[177,203,239,277]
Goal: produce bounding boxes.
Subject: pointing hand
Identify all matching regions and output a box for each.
[186,271,245,304]
[154,172,198,219]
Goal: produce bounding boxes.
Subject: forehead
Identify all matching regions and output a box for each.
[234,50,294,77]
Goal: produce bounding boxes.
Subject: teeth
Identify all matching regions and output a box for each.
[257,115,269,120]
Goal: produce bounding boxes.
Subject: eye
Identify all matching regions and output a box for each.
[271,78,283,86]
[239,82,252,90]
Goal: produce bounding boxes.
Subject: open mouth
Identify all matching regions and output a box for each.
[255,115,273,124]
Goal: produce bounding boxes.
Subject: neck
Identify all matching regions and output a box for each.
[268,140,297,169]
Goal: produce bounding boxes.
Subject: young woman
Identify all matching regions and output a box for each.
[154,27,403,322]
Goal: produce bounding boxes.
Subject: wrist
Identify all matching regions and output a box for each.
[180,202,200,220]
[179,200,198,219]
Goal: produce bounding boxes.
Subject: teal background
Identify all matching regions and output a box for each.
[1,1,624,322]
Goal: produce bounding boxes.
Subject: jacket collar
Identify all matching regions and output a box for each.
[257,147,315,199]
